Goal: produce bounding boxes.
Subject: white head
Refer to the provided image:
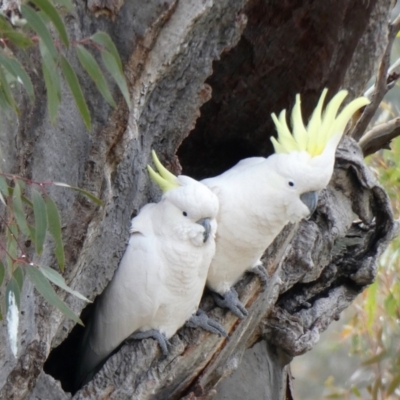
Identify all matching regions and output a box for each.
[268,89,369,222]
[148,151,219,246]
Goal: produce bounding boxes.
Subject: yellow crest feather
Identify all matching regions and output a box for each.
[307,88,327,155]
[291,94,308,151]
[147,150,180,193]
[270,89,370,157]
[271,111,299,153]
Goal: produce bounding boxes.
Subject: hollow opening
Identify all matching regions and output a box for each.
[177,0,358,179]
[44,303,94,394]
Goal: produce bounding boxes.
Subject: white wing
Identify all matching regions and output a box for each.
[76,216,164,386]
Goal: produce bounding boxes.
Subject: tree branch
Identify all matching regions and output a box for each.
[359,117,400,156]
[350,12,400,142]
[263,138,396,358]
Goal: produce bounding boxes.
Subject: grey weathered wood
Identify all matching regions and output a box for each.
[1,0,248,398]
[0,0,396,399]
[214,341,289,400]
[263,138,396,358]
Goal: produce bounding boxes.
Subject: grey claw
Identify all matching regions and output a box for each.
[186,309,228,337]
[251,264,268,286]
[128,329,170,356]
[212,288,248,319]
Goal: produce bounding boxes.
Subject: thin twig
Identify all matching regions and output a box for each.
[0,213,28,261]
[0,240,29,270]
[364,57,400,97]
[0,172,53,187]
[359,117,400,157]
[350,13,400,142]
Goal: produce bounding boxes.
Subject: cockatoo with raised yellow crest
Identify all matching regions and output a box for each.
[202,89,369,318]
[75,151,224,389]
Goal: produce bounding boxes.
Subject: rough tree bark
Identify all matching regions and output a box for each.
[0,0,396,399]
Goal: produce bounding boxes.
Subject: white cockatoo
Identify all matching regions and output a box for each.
[76,151,223,388]
[202,89,369,318]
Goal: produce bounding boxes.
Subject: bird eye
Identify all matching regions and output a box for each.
[183,211,188,217]
[288,181,295,187]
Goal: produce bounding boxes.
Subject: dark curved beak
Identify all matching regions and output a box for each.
[196,218,211,243]
[300,191,318,216]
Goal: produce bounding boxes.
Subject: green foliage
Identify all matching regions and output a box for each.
[0,174,100,324]
[31,0,70,47]
[91,31,131,108]
[0,260,4,286]
[12,180,30,236]
[0,15,34,48]
[76,45,116,108]
[60,55,91,129]
[32,189,47,255]
[45,194,65,272]
[0,0,130,126]
[53,182,104,205]
[21,4,58,59]
[0,52,34,102]
[40,40,61,123]
[0,0,115,333]
[40,265,90,302]
[26,265,83,325]
[6,276,21,311]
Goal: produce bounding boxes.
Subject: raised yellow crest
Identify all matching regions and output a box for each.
[270,89,370,157]
[147,150,180,193]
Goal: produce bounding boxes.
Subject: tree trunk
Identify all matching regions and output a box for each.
[0,0,395,399]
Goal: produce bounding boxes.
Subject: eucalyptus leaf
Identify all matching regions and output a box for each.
[101,50,130,109]
[45,196,65,272]
[32,189,47,255]
[40,41,61,123]
[12,181,30,237]
[40,265,91,302]
[0,175,8,195]
[0,65,17,111]
[13,265,24,291]
[0,53,35,102]
[60,56,91,130]
[91,31,122,71]
[5,30,34,48]
[21,4,58,60]
[0,89,9,109]
[53,182,103,206]
[6,276,20,311]
[31,0,69,47]
[0,15,33,48]
[0,175,7,205]
[26,265,83,325]
[0,259,5,286]
[6,223,18,270]
[76,45,116,108]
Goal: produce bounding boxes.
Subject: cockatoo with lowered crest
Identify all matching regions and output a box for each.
[202,89,369,318]
[75,151,224,389]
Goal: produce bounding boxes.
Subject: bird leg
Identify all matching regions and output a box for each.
[212,287,248,319]
[128,329,170,356]
[186,309,228,337]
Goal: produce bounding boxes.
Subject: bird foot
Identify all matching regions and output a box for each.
[186,309,228,337]
[128,329,170,356]
[250,263,268,286]
[212,287,248,319]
